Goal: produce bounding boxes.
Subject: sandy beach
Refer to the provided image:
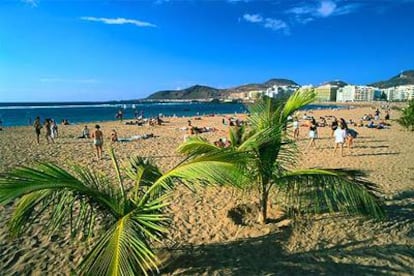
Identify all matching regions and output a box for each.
[0,105,413,275]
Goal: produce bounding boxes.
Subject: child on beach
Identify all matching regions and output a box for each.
[91,125,103,159]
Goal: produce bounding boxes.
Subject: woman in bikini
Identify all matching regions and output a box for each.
[91,124,103,159]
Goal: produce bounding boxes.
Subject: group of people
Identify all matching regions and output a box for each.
[33,116,58,144]
[295,116,358,156]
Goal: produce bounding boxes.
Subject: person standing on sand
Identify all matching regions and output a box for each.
[333,123,347,156]
[44,119,54,144]
[331,117,338,137]
[33,116,42,144]
[306,118,318,151]
[293,117,300,139]
[91,124,103,159]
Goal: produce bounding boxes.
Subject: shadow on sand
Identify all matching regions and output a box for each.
[351,152,399,157]
[163,191,414,275]
[163,231,413,275]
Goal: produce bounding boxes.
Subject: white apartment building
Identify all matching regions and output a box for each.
[264,85,297,98]
[337,85,355,102]
[337,85,375,102]
[383,85,414,101]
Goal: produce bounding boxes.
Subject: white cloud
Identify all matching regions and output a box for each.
[243,14,263,23]
[22,0,38,7]
[242,13,289,34]
[317,0,337,17]
[264,18,288,31]
[286,0,361,24]
[335,3,362,15]
[81,17,157,28]
[288,6,313,15]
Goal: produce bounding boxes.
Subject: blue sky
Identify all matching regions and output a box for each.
[1,0,414,102]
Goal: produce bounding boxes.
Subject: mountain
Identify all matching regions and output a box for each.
[146,78,298,100]
[264,78,298,87]
[323,80,348,87]
[147,85,226,100]
[369,70,414,88]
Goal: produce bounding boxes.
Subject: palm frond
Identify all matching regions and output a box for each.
[0,163,125,238]
[281,88,316,121]
[177,136,222,157]
[154,151,250,193]
[8,190,53,236]
[276,169,385,219]
[79,195,170,276]
[109,147,126,207]
[125,156,164,202]
[229,125,246,147]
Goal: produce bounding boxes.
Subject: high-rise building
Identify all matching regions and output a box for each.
[382,85,414,101]
[337,85,375,102]
[315,84,338,102]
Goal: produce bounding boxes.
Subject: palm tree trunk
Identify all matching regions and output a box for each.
[258,184,269,224]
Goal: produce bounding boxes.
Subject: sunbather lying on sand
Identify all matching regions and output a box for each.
[117,133,155,142]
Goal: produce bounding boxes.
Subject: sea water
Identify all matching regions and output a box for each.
[0,102,343,127]
[0,102,248,127]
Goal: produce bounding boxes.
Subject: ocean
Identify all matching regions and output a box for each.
[0,102,343,127]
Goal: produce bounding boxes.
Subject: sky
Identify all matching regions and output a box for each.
[1,0,414,102]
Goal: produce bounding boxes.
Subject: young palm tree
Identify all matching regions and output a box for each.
[178,90,385,224]
[0,148,243,275]
[395,99,414,131]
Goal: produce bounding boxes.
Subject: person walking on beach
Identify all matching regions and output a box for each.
[91,124,103,159]
[33,116,42,144]
[44,119,54,144]
[374,108,380,120]
[331,117,338,137]
[293,117,300,139]
[116,109,124,122]
[306,118,318,151]
[51,119,58,139]
[333,123,347,156]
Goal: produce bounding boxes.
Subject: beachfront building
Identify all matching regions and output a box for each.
[337,85,375,102]
[354,86,376,101]
[264,85,298,98]
[315,84,338,102]
[382,85,414,101]
[228,91,249,101]
[297,85,314,94]
[337,86,355,102]
[407,85,414,100]
[248,90,265,100]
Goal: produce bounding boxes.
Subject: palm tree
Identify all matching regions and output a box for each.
[178,90,385,224]
[0,148,243,275]
[395,99,414,131]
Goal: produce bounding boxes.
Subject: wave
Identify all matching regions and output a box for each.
[0,104,119,110]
